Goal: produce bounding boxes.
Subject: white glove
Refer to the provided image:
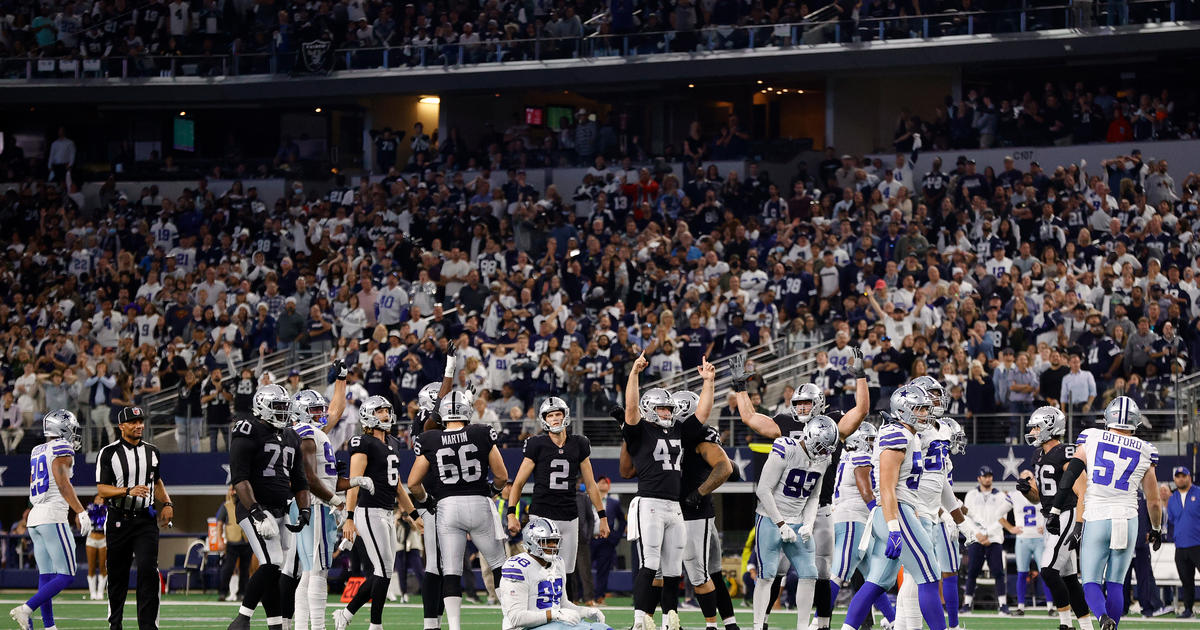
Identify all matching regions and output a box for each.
[798,523,814,543]
[581,607,605,623]
[333,507,348,528]
[350,476,376,495]
[912,132,922,151]
[329,494,346,509]
[254,514,280,540]
[77,511,93,536]
[552,609,581,625]
[778,523,797,544]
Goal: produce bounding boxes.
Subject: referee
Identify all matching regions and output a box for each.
[96,406,175,630]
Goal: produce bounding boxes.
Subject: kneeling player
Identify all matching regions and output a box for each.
[499,518,610,630]
[752,416,838,630]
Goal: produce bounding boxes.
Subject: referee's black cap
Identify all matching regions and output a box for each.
[117,406,146,424]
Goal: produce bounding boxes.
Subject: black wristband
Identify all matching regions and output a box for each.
[597,509,606,519]
[345,512,354,520]
[409,510,419,521]
[124,487,131,497]
[506,505,517,516]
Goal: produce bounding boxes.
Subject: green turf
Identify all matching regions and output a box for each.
[0,592,1188,629]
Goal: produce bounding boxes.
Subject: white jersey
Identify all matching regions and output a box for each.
[872,422,923,509]
[294,422,340,505]
[832,449,873,524]
[376,286,409,325]
[827,344,856,372]
[756,437,826,524]
[1077,428,1157,521]
[915,421,953,520]
[499,552,575,630]
[1006,490,1044,538]
[28,439,75,527]
[135,314,161,346]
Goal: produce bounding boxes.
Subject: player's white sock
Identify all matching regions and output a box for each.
[815,617,830,630]
[964,595,973,606]
[1077,615,1096,630]
[997,595,1007,607]
[1018,603,1025,611]
[239,606,256,618]
[368,625,383,630]
[722,617,737,628]
[897,572,920,630]
[1058,610,1073,626]
[635,610,646,627]
[445,596,462,630]
[753,578,772,630]
[795,579,816,630]
[294,572,310,630]
[310,569,330,630]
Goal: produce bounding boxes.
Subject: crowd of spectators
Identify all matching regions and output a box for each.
[895,85,1200,152]
[3,108,1200,453]
[0,0,1191,72]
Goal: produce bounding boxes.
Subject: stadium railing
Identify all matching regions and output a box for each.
[0,0,1183,81]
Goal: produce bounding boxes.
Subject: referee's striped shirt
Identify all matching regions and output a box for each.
[96,438,162,511]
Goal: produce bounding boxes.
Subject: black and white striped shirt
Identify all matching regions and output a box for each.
[96,438,163,511]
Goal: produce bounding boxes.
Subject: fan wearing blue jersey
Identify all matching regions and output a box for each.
[11,410,92,630]
[752,416,838,630]
[840,385,946,630]
[1046,396,1162,630]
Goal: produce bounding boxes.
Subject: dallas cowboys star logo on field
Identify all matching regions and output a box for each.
[222,464,231,485]
[997,447,1023,480]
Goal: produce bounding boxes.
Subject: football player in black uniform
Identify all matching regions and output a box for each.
[623,353,729,630]
[670,359,738,630]
[409,390,509,630]
[412,345,458,630]
[333,395,421,630]
[506,396,610,589]
[227,384,311,630]
[731,348,869,630]
[1018,407,1092,630]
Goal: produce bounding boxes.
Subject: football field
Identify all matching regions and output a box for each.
[0,593,1189,629]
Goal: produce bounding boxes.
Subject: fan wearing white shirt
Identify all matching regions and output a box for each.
[985,246,1013,278]
[150,215,179,252]
[376,275,410,327]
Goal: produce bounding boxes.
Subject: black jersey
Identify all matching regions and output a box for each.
[348,432,403,510]
[1031,441,1076,516]
[679,416,723,520]
[818,439,845,507]
[414,424,498,498]
[625,419,712,501]
[523,433,592,521]
[772,412,807,441]
[229,418,308,515]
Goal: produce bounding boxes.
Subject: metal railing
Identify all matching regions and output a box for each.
[0,0,1185,80]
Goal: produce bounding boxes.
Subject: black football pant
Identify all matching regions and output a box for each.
[106,513,160,630]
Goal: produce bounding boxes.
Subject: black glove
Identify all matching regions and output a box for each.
[412,493,437,515]
[683,490,704,513]
[1015,477,1032,494]
[249,503,268,523]
[729,353,748,393]
[848,347,867,379]
[1148,528,1162,551]
[327,359,348,384]
[1064,522,1084,550]
[879,410,895,424]
[1045,511,1061,536]
[609,406,625,427]
[447,342,457,360]
[286,506,311,533]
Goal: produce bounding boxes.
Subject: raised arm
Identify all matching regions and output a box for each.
[326,360,349,431]
[625,353,648,425]
[696,356,715,423]
[837,348,869,439]
[729,353,780,438]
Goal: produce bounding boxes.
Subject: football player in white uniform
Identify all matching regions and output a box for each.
[1002,470,1049,617]
[289,359,350,630]
[11,410,91,630]
[499,518,610,630]
[752,416,838,630]
[840,386,946,630]
[831,423,895,629]
[1047,396,1162,630]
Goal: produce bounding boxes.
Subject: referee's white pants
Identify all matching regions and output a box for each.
[435,495,507,574]
[240,515,290,568]
[355,506,396,579]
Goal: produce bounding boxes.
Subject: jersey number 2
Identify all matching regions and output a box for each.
[548,459,571,491]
